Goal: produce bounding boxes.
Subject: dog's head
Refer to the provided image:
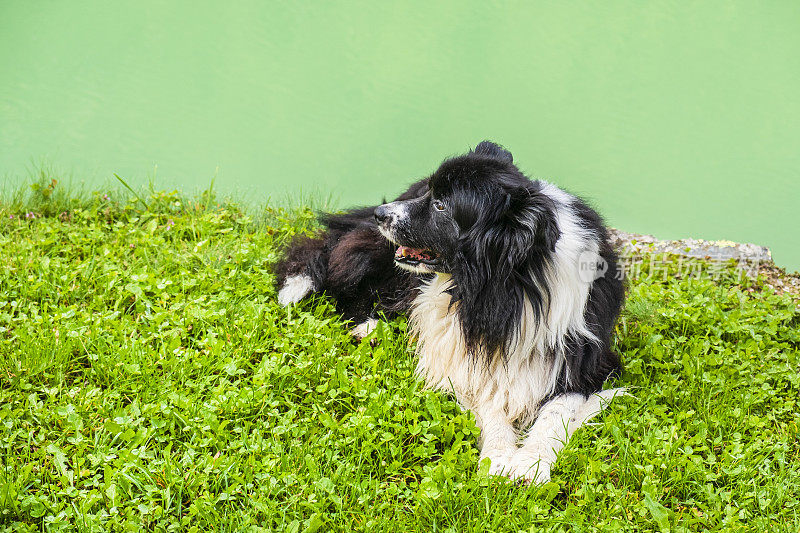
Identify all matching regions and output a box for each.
[375,141,560,275]
[375,141,562,356]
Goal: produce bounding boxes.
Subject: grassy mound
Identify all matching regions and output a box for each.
[1,181,798,531]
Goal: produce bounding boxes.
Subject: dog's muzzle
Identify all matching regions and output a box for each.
[374,203,440,271]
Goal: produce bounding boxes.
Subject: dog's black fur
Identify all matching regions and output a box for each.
[275,141,624,397]
[274,179,427,323]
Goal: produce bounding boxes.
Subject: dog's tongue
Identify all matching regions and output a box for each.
[395,246,432,260]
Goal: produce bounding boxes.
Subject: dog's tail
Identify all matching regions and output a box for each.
[274,207,381,307]
[274,234,328,306]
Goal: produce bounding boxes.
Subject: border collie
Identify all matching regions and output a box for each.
[275,141,625,483]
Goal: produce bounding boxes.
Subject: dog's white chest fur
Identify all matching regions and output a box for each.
[410,274,558,424]
[409,272,624,484]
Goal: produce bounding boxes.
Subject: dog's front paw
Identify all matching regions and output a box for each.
[480,449,515,477]
[278,275,314,306]
[506,452,552,485]
[350,318,378,339]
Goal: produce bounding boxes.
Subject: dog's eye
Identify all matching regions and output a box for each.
[432,200,446,212]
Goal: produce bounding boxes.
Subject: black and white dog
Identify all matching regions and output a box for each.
[276,141,625,483]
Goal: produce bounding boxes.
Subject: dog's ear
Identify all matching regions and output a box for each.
[501,188,560,254]
[473,140,513,163]
[451,185,559,361]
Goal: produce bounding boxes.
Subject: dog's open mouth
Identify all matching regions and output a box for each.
[394,246,439,266]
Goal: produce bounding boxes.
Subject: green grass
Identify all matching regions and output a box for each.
[0,179,798,532]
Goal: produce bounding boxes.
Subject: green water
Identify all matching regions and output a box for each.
[2,1,798,270]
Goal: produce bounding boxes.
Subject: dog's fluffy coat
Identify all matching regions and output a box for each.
[275,141,625,482]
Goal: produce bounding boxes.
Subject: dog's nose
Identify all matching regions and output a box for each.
[374,205,390,224]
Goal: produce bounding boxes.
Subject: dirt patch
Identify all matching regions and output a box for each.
[756,263,800,300]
